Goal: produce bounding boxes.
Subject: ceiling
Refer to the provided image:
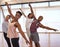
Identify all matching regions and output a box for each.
[0,0,58,5]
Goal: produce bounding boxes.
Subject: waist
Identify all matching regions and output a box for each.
[7,31,19,38]
[30,30,37,33]
[30,28,37,32]
[31,31,37,33]
[2,30,7,33]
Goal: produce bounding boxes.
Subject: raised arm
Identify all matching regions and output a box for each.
[19,8,26,17]
[29,3,34,15]
[5,2,15,19]
[39,23,58,31]
[0,6,5,20]
[16,22,29,44]
[29,3,36,19]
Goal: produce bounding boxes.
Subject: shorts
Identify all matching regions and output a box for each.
[30,32,39,43]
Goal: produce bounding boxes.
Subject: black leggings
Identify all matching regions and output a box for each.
[11,38,19,47]
[3,32,11,47]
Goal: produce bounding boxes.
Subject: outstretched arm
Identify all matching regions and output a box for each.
[29,3,36,19]
[19,8,26,17]
[16,22,30,44]
[0,6,5,20]
[39,23,58,31]
[5,2,15,19]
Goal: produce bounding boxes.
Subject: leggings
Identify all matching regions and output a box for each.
[3,32,11,47]
[11,38,19,47]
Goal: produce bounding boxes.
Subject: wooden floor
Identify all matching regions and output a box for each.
[0,32,60,47]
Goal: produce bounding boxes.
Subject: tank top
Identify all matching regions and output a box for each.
[26,17,33,37]
[2,20,8,33]
[30,20,40,32]
[7,22,19,38]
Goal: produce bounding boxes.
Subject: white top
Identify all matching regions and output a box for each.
[26,17,33,37]
[7,22,19,38]
[2,20,8,33]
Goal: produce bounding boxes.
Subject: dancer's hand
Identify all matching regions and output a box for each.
[5,2,7,4]
[26,40,30,44]
[28,3,31,7]
[53,29,58,31]
[5,2,9,6]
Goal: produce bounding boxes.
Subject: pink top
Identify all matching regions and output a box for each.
[7,22,19,38]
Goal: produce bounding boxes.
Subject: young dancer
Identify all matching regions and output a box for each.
[0,6,11,47]
[5,2,30,47]
[30,16,58,47]
[19,3,58,47]
[19,3,36,47]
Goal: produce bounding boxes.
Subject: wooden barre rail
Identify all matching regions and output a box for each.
[0,32,60,34]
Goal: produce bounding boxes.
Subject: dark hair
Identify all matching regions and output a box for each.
[7,15,11,17]
[39,16,43,19]
[16,11,22,16]
[28,13,32,17]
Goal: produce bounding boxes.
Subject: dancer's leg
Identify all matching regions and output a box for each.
[3,32,11,47]
[11,38,19,47]
[34,42,40,47]
[29,38,33,47]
